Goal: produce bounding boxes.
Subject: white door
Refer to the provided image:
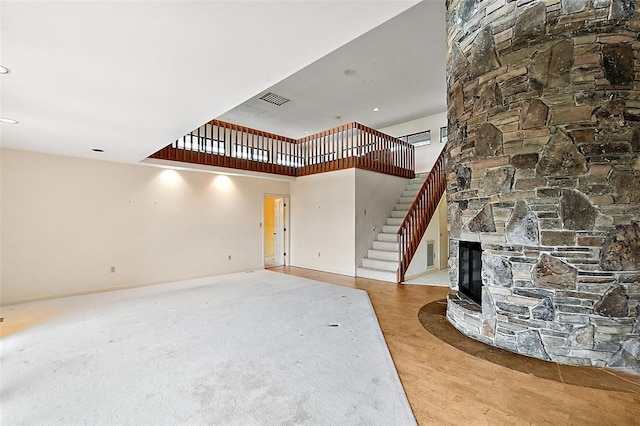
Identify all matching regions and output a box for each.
[275,198,284,265]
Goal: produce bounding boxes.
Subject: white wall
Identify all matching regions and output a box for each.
[438,194,449,270]
[404,194,447,279]
[0,149,289,303]
[379,111,447,174]
[289,168,408,277]
[289,169,356,276]
[354,169,407,265]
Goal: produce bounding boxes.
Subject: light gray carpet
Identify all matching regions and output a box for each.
[0,270,415,425]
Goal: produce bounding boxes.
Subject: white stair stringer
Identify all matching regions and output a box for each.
[356,175,425,283]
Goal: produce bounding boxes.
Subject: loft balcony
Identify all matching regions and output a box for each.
[148,120,415,179]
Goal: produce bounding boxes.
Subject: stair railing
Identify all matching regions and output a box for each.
[396,148,447,283]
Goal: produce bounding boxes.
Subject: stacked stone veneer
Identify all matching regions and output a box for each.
[446,0,640,372]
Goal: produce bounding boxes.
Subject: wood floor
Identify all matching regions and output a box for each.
[269,266,640,426]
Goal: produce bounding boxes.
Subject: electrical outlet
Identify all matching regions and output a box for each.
[228,255,232,260]
[110,266,116,273]
[318,252,321,257]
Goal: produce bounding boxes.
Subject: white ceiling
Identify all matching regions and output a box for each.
[219,0,447,139]
[1,0,445,164]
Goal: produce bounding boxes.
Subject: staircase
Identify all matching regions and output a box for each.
[356,174,426,282]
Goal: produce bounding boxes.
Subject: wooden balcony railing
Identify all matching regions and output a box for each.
[397,148,447,283]
[296,123,414,178]
[149,120,300,176]
[149,120,414,179]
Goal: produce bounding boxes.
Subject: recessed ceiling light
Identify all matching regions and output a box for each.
[0,66,10,74]
[0,117,18,124]
[373,107,380,112]
[92,148,104,152]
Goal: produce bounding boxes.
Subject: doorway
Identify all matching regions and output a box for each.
[264,195,289,267]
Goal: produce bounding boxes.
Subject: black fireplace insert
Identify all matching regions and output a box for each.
[459,241,482,304]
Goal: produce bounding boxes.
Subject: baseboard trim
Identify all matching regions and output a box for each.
[0,268,258,306]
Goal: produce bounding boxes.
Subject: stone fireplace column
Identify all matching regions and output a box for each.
[446,0,640,372]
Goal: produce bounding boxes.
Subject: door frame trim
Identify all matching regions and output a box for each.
[263,193,290,268]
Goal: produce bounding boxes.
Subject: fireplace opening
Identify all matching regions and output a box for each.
[459,241,482,304]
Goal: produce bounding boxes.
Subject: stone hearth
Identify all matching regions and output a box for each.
[446,0,640,372]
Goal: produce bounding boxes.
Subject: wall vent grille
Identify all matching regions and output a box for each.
[259,92,291,106]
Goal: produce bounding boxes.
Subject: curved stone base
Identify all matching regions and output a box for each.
[447,291,639,373]
[423,299,640,389]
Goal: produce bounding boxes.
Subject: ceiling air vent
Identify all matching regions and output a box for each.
[399,130,431,147]
[259,92,291,106]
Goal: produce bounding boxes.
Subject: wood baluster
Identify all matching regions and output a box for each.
[314,134,318,174]
[198,126,203,164]
[337,128,340,171]
[386,134,390,174]
[321,131,325,173]
[224,124,229,168]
